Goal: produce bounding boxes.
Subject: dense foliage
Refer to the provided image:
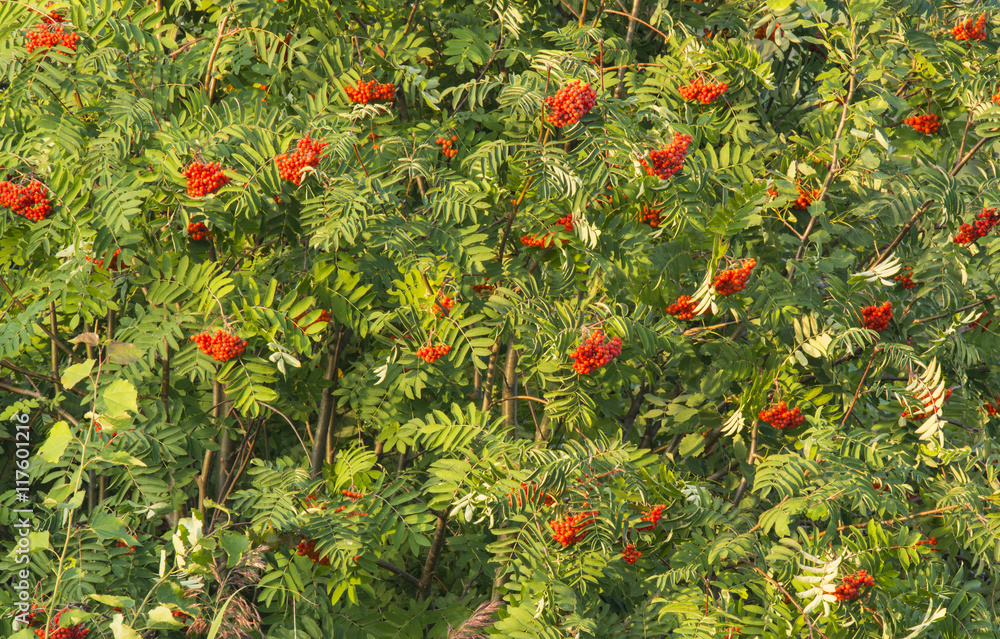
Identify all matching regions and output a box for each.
[2,0,1000,637]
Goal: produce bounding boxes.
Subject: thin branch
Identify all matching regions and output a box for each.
[911,295,996,326]
[375,559,421,587]
[0,381,79,426]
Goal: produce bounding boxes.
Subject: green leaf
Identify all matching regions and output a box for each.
[61,359,95,390]
[90,510,132,541]
[220,532,250,568]
[89,594,136,608]
[147,605,184,628]
[38,422,72,463]
[103,379,139,414]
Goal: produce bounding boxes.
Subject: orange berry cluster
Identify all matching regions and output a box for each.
[33,609,90,639]
[275,135,328,185]
[293,309,330,332]
[993,87,1000,105]
[793,185,820,210]
[894,266,916,289]
[303,493,327,510]
[471,282,495,295]
[431,294,455,316]
[343,489,362,500]
[986,398,999,415]
[183,161,230,197]
[436,135,459,158]
[345,80,395,104]
[678,77,728,105]
[666,295,701,320]
[521,214,574,248]
[296,536,330,566]
[915,536,938,548]
[862,301,893,331]
[416,343,451,363]
[506,481,557,508]
[713,258,757,296]
[544,80,597,128]
[755,23,780,41]
[187,221,211,241]
[904,113,940,134]
[640,133,694,180]
[758,402,804,429]
[951,13,986,41]
[724,628,741,639]
[640,205,663,227]
[171,610,191,622]
[34,3,66,23]
[569,330,623,375]
[191,329,247,362]
[834,569,874,602]
[86,249,121,270]
[903,388,951,419]
[114,539,136,555]
[25,23,80,54]
[952,208,999,245]
[548,510,597,547]
[637,504,665,531]
[0,180,53,221]
[622,543,641,564]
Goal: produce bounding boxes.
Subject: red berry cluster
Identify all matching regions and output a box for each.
[640,133,694,180]
[521,214,574,248]
[903,388,951,419]
[296,536,330,566]
[637,504,665,531]
[416,343,451,363]
[293,309,330,332]
[34,3,66,23]
[971,312,992,331]
[471,282,495,295]
[904,113,940,134]
[894,266,916,289]
[506,481,557,508]
[993,87,1000,105]
[171,610,191,622]
[114,539,136,555]
[622,543,641,564]
[951,13,987,41]
[666,295,701,320]
[275,135,328,185]
[758,402,804,429]
[678,77,728,105]
[569,330,623,375]
[793,185,820,210]
[342,489,362,500]
[190,330,247,362]
[431,294,455,316]
[33,609,90,639]
[862,301,893,331]
[436,135,459,158]
[755,23,780,41]
[25,23,80,54]
[544,80,597,128]
[345,80,395,104]
[183,162,230,197]
[834,569,874,601]
[952,208,999,245]
[713,258,757,296]
[0,180,53,221]
[187,221,211,241]
[640,205,663,227]
[915,536,938,548]
[303,493,327,510]
[548,510,597,547]
[724,628,741,639]
[86,249,121,270]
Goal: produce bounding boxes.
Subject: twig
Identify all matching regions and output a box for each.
[203,15,230,99]
[912,295,996,326]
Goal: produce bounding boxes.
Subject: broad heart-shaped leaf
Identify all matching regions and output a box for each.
[107,340,143,365]
[38,421,72,463]
[103,379,138,414]
[110,615,141,639]
[147,605,184,628]
[90,509,132,541]
[220,531,250,568]
[766,0,794,9]
[61,359,95,389]
[68,332,100,346]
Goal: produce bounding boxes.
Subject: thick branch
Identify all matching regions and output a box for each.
[417,511,449,600]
